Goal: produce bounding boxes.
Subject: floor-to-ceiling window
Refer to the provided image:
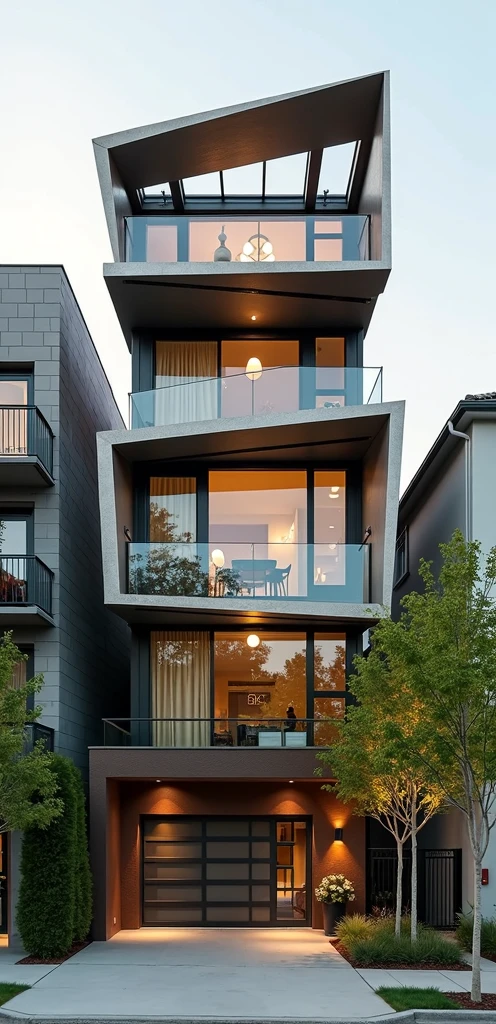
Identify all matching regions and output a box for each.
[0,375,30,456]
[209,470,307,598]
[213,631,307,746]
[154,341,217,425]
[151,631,210,747]
[221,339,299,417]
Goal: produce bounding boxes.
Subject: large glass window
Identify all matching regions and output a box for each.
[151,631,210,747]
[214,632,306,746]
[314,471,346,588]
[209,470,307,598]
[149,477,196,542]
[0,514,29,607]
[221,339,299,418]
[315,338,345,406]
[154,341,218,425]
[0,378,29,457]
[314,633,346,690]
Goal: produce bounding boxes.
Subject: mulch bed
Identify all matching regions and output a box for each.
[446,992,496,1009]
[17,941,90,965]
[331,940,470,970]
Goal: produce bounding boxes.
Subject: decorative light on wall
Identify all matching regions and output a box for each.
[334,827,344,842]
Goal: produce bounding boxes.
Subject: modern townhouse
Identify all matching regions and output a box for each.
[0,266,129,945]
[90,72,405,937]
[393,393,496,920]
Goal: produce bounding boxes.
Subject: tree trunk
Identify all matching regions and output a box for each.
[471,857,482,1003]
[395,840,403,938]
[411,821,418,941]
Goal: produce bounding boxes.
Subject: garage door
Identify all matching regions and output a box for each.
[142,816,309,926]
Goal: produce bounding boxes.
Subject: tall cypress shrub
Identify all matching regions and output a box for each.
[70,762,92,943]
[17,756,77,957]
[17,756,93,957]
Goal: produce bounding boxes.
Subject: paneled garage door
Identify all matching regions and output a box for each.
[142,816,310,926]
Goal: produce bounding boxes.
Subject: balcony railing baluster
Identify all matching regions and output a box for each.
[0,555,54,616]
[0,406,54,476]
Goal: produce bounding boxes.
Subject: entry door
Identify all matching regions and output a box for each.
[142,816,310,927]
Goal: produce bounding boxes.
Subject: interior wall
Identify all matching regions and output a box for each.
[116,780,365,931]
[112,451,133,592]
[362,422,389,604]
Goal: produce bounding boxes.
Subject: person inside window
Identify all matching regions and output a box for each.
[285,704,297,732]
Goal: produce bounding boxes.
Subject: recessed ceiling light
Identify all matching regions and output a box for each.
[289,780,294,784]
[156,779,161,783]
[251,315,257,321]
[329,525,335,529]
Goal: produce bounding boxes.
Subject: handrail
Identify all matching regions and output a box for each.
[130,364,383,394]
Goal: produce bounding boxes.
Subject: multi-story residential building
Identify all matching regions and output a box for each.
[0,265,129,945]
[393,393,496,918]
[90,72,405,937]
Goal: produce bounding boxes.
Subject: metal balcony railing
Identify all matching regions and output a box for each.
[0,556,54,615]
[23,723,55,753]
[102,717,340,749]
[0,406,54,476]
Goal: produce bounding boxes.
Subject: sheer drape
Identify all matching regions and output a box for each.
[149,477,196,542]
[155,341,218,425]
[152,631,210,747]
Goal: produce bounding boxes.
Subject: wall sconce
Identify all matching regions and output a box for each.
[334,827,344,842]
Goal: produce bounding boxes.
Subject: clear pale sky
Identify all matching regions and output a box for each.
[1,0,495,488]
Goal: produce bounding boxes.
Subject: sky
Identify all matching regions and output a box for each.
[1,0,495,489]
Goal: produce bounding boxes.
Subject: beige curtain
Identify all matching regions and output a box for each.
[152,631,210,747]
[149,477,196,542]
[155,341,218,425]
[9,660,26,690]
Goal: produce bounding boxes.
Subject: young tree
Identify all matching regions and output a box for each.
[374,531,496,1003]
[316,694,445,938]
[0,632,61,833]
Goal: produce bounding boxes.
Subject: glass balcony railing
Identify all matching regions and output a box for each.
[127,542,370,604]
[124,214,370,264]
[102,718,338,749]
[130,365,382,429]
[0,406,54,475]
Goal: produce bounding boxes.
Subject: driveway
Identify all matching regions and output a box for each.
[0,928,391,1019]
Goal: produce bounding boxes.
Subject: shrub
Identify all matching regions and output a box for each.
[17,756,92,958]
[456,912,496,957]
[72,763,92,943]
[336,914,372,949]
[349,929,463,967]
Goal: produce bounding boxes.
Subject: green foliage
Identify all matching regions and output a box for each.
[0,984,31,1007]
[0,633,62,833]
[349,928,463,966]
[336,914,372,948]
[73,768,92,943]
[17,756,92,958]
[456,912,496,956]
[376,987,461,1011]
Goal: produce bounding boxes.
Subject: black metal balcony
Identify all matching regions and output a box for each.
[0,406,54,483]
[0,556,54,617]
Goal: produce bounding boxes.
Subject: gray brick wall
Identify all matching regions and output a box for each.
[0,265,130,775]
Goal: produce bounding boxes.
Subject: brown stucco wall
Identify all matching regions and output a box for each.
[91,765,365,938]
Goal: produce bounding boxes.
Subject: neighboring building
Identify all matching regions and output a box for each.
[393,394,496,918]
[90,72,405,937]
[0,265,129,945]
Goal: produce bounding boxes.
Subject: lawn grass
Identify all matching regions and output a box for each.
[376,986,461,1011]
[0,983,30,1006]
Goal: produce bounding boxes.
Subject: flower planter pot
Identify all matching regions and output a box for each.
[322,901,345,936]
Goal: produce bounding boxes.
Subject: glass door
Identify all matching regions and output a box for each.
[275,820,309,922]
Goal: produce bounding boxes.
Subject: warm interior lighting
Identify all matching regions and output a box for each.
[237,233,275,262]
[329,487,340,499]
[211,548,225,569]
[246,633,260,648]
[245,357,263,381]
[289,779,294,784]
[156,779,161,783]
[251,315,257,321]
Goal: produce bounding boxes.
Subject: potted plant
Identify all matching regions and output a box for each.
[315,873,355,935]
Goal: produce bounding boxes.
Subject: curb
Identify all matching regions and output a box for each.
[1,1013,496,1024]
